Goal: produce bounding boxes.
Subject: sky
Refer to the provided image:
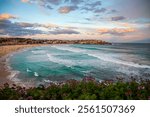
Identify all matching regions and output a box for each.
[0,0,150,42]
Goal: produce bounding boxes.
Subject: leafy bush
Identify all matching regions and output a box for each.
[0,79,150,100]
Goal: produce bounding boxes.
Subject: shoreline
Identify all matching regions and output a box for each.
[0,44,48,86]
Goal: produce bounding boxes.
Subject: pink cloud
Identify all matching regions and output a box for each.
[97,27,135,36]
[0,13,17,20]
[58,6,78,14]
[21,0,29,3]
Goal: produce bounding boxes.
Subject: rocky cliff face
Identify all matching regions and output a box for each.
[0,38,111,45]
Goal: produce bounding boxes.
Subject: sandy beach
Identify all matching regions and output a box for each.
[0,44,46,85]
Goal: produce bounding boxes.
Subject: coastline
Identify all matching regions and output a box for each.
[0,44,47,86]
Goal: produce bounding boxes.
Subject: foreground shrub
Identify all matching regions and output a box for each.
[0,79,150,100]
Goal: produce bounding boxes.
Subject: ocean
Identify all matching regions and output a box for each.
[8,44,150,86]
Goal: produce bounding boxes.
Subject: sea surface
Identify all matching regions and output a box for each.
[8,44,150,86]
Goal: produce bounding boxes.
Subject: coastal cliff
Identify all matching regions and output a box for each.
[0,38,111,45]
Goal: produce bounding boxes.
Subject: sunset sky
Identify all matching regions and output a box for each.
[0,0,150,42]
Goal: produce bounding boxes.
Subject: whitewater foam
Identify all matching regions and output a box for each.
[8,70,20,80]
[27,54,48,62]
[52,45,150,69]
[46,53,75,67]
[87,53,150,69]
[31,50,46,54]
[34,72,39,77]
[52,45,86,53]
[27,68,32,72]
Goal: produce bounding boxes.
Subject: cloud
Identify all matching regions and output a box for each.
[0,20,80,36]
[22,0,84,6]
[0,29,5,33]
[0,20,44,36]
[21,0,29,3]
[86,1,101,7]
[0,13,17,20]
[107,9,117,14]
[111,16,126,21]
[44,0,61,5]
[111,9,117,13]
[94,8,107,13]
[21,0,61,5]
[21,0,83,12]
[85,18,91,21]
[65,0,83,5]
[49,29,80,34]
[21,0,106,15]
[98,28,135,36]
[45,5,53,10]
[16,22,59,29]
[81,7,93,12]
[40,4,53,10]
[58,6,78,14]
[17,22,35,27]
[81,1,107,14]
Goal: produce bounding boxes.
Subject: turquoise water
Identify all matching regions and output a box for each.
[8,44,150,86]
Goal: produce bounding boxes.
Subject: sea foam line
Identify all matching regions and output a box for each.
[52,45,150,69]
[46,53,75,67]
[87,53,150,69]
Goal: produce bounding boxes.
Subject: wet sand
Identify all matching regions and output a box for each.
[0,44,47,86]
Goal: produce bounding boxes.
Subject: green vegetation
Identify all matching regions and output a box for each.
[0,79,150,100]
